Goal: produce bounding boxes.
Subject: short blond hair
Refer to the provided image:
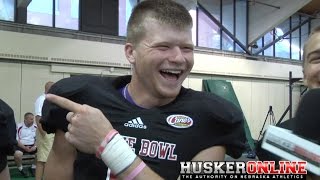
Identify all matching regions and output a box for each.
[126,0,193,46]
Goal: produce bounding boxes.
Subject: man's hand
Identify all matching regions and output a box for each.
[45,94,113,154]
[30,145,37,152]
[23,146,31,153]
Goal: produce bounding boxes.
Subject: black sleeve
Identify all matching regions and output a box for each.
[0,99,17,155]
[6,108,17,151]
[0,111,9,148]
[220,110,246,159]
[41,75,89,133]
[209,109,246,159]
[199,95,247,159]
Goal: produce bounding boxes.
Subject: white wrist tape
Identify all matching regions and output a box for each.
[100,133,137,175]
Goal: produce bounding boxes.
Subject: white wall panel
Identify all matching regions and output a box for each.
[231,79,253,130]
[188,77,203,91]
[267,81,286,124]
[0,62,21,121]
[182,77,189,88]
[250,80,269,139]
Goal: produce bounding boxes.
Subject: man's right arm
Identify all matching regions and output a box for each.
[44,130,77,180]
[17,141,27,151]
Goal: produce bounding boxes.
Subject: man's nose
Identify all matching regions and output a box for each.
[168,47,185,63]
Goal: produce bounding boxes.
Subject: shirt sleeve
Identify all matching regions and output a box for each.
[198,94,247,159]
[40,76,89,134]
[0,99,17,154]
[34,95,45,117]
[221,111,247,159]
[16,123,21,141]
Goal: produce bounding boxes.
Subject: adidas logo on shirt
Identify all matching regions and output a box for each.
[124,117,147,129]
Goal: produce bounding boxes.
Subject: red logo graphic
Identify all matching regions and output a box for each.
[166,115,193,128]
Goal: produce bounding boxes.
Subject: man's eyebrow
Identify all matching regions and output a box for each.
[307,49,320,59]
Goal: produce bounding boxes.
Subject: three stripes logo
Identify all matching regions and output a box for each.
[124,117,147,129]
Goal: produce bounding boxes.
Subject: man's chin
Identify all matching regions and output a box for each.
[159,88,181,99]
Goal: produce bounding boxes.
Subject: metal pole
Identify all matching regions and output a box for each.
[289,71,292,119]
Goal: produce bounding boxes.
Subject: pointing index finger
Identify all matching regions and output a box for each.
[46,94,82,113]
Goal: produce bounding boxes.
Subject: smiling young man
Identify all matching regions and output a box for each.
[41,0,246,179]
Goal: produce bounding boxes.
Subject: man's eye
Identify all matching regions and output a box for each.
[157,46,170,50]
[312,60,320,64]
[182,47,194,52]
[309,58,320,64]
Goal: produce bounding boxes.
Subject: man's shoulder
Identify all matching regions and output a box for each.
[182,88,238,109]
[181,88,243,122]
[49,75,115,96]
[54,75,104,87]
[0,99,14,120]
[0,99,9,109]
[16,122,23,129]
[0,99,13,113]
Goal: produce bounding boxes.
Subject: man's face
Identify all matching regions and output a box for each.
[24,114,34,127]
[128,18,194,99]
[304,32,320,89]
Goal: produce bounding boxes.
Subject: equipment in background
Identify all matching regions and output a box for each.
[257,106,276,142]
[262,88,320,175]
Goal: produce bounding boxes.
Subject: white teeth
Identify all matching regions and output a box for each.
[161,70,181,74]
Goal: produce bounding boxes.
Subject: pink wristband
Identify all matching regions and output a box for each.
[124,161,146,180]
[96,129,119,158]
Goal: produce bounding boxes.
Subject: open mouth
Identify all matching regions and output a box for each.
[160,70,182,81]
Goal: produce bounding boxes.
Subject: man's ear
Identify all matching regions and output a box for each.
[302,69,308,86]
[125,43,136,64]
[303,78,308,86]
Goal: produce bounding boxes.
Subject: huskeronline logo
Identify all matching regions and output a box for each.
[180,161,307,179]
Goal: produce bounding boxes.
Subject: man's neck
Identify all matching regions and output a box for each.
[127,82,176,109]
[24,122,31,128]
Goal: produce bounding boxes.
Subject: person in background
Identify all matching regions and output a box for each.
[0,99,17,180]
[42,0,246,179]
[14,112,37,177]
[34,81,55,180]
